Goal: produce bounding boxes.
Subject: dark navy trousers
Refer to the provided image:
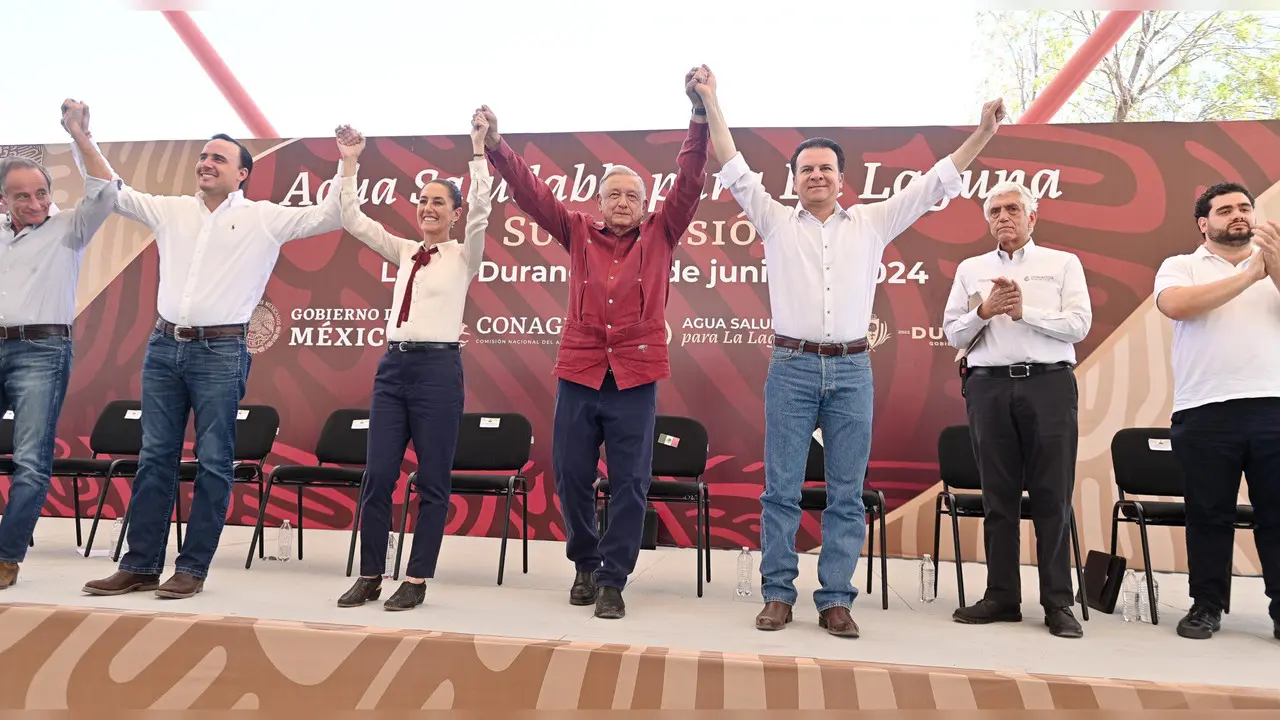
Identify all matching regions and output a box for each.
[553,372,656,589]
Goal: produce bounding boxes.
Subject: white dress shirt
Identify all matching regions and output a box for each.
[1154,245,1280,413]
[341,159,493,343]
[72,141,342,326]
[718,152,962,344]
[943,239,1092,366]
[0,177,118,326]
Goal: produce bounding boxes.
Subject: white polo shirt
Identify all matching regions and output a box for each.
[1154,245,1280,413]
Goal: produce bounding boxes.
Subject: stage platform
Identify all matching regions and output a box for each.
[0,517,1276,711]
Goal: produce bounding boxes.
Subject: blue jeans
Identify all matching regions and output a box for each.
[119,330,249,580]
[0,336,72,563]
[553,374,657,590]
[760,347,873,611]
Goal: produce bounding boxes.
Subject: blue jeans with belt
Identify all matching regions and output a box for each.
[760,347,873,611]
[553,372,657,590]
[0,336,72,563]
[119,330,249,580]
[358,344,464,579]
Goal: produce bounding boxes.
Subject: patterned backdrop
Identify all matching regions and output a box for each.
[7,119,1280,573]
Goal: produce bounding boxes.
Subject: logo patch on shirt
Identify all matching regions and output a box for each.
[1025,275,1055,282]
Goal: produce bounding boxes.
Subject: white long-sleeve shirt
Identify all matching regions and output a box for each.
[943,238,1092,366]
[1,178,117,326]
[72,140,342,326]
[717,152,962,344]
[340,159,493,343]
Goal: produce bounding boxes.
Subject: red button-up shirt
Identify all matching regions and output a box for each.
[487,120,709,390]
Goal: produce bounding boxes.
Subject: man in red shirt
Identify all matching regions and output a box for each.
[478,69,709,619]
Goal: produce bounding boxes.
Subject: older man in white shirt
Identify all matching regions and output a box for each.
[1154,182,1280,642]
[942,180,1092,638]
[70,109,343,599]
[695,67,1004,636]
[0,102,116,589]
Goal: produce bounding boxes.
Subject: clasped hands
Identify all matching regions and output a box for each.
[978,277,1023,321]
[1249,221,1280,282]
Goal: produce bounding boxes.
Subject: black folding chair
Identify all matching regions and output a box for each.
[77,400,149,555]
[933,424,1088,619]
[245,408,369,576]
[595,415,711,597]
[798,437,889,609]
[111,405,280,562]
[1109,427,1253,624]
[394,412,532,585]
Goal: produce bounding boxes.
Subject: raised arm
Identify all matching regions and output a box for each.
[64,101,175,231]
[462,112,495,278]
[694,68,789,239]
[478,105,575,250]
[262,159,344,244]
[1156,249,1265,321]
[1013,253,1092,343]
[59,100,119,250]
[652,67,710,243]
[334,125,415,264]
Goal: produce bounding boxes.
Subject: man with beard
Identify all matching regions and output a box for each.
[943,180,1092,638]
[1154,182,1280,642]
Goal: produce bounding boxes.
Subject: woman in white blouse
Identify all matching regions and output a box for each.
[334,114,493,610]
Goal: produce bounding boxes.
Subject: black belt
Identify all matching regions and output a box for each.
[389,341,460,352]
[967,361,1073,378]
[0,324,71,340]
[774,335,868,357]
[155,318,246,341]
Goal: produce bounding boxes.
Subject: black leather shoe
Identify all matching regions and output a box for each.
[337,577,382,608]
[1177,604,1221,639]
[953,598,1022,624]
[594,586,625,619]
[1044,607,1083,638]
[383,581,426,611]
[570,571,597,606]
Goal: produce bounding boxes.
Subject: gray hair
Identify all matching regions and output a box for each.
[599,164,646,202]
[0,157,53,195]
[982,180,1037,217]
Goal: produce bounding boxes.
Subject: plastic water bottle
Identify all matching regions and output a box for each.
[277,519,292,562]
[1121,570,1139,622]
[919,554,936,603]
[1138,572,1159,623]
[109,517,123,550]
[735,547,753,597]
[385,535,397,579]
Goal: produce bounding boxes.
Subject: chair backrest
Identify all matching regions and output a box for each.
[453,412,532,472]
[1110,427,1186,498]
[233,405,280,461]
[805,437,826,482]
[0,410,13,455]
[88,400,145,456]
[938,424,982,491]
[652,415,708,478]
[314,408,371,466]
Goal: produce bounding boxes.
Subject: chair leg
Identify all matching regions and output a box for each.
[865,506,875,595]
[394,486,411,580]
[521,486,529,574]
[84,474,117,557]
[73,476,83,547]
[703,486,712,583]
[348,477,366,579]
[296,487,304,561]
[695,492,704,598]
[950,507,966,607]
[257,478,266,559]
[932,494,944,597]
[1070,511,1088,621]
[174,483,184,553]
[879,496,889,610]
[497,485,514,586]
[245,474,276,569]
[1109,503,1122,556]
[1136,513,1158,625]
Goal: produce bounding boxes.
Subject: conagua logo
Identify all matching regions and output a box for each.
[247,300,282,354]
[867,314,890,351]
[459,323,471,348]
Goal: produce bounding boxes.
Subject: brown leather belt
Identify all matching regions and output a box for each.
[0,324,71,340]
[774,335,868,357]
[155,318,246,342]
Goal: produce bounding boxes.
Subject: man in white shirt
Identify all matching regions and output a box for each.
[1153,182,1280,642]
[942,180,1091,638]
[0,101,116,589]
[695,67,1004,636]
[71,109,344,599]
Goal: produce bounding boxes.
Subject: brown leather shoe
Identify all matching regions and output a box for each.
[755,601,794,631]
[0,562,18,589]
[155,572,204,599]
[818,606,860,637]
[83,570,161,596]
